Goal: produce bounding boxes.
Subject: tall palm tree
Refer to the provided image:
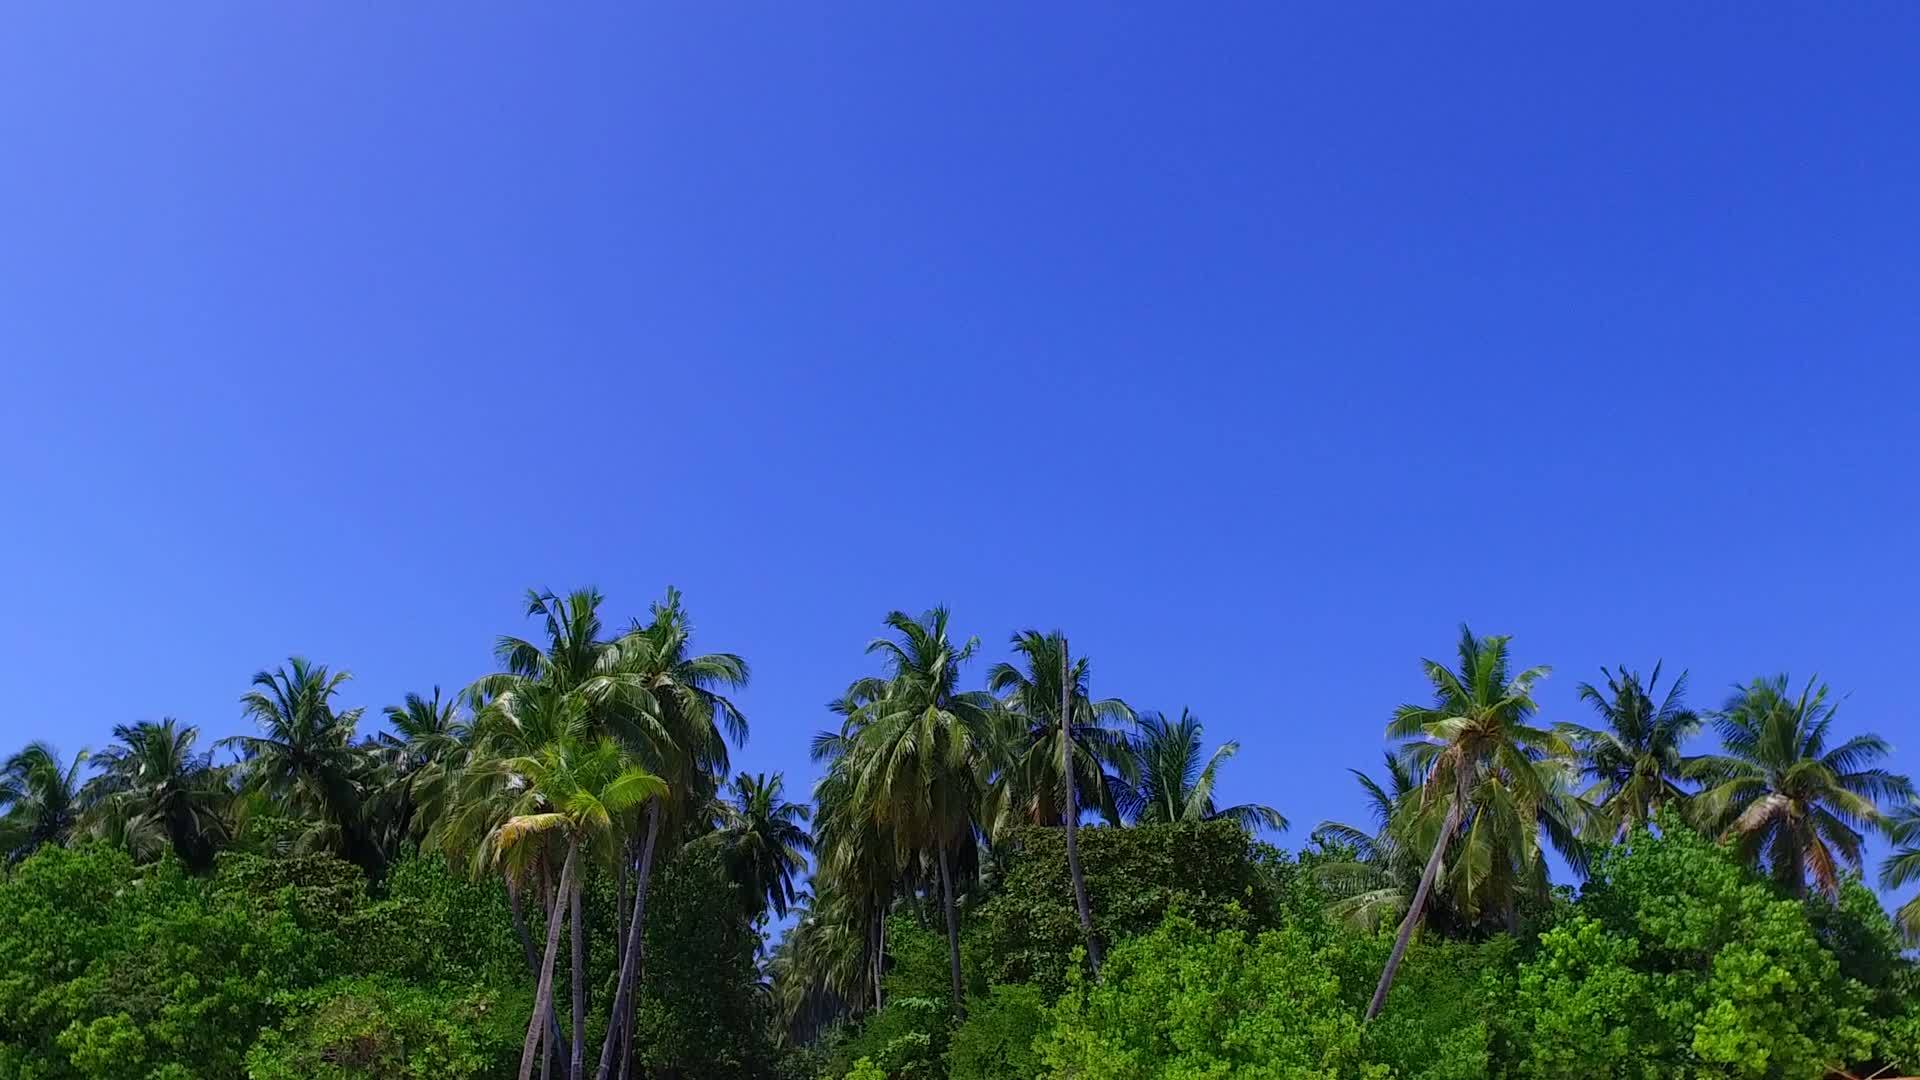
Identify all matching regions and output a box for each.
[984,631,1133,830]
[592,587,750,1080]
[84,719,231,871]
[464,588,651,1080]
[842,607,996,1019]
[710,771,812,923]
[482,732,666,1080]
[1310,754,1422,932]
[1562,663,1701,838]
[1115,709,1288,833]
[0,743,88,861]
[436,680,581,1074]
[1367,626,1579,1021]
[808,689,901,1014]
[369,687,469,853]
[1879,798,1920,944]
[224,657,380,874]
[1691,675,1912,898]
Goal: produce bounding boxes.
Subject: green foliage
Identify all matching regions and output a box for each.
[348,852,524,985]
[1500,821,1874,1079]
[629,843,780,1079]
[244,977,525,1079]
[0,844,534,1080]
[1037,908,1386,1079]
[827,917,966,1078]
[945,984,1047,1080]
[975,821,1276,997]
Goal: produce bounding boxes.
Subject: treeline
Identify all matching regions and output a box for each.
[1,592,1918,1079]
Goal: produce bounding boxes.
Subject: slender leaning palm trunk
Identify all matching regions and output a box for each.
[595,801,661,1080]
[872,905,886,1011]
[1060,645,1102,974]
[937,834,966,1020]
[1365,795,1464,1021]
[522,840,580,1080]
[511,877,571,1065]
[570,875,587,1080]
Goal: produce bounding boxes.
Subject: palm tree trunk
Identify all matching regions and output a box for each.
[511,877,571,1065]
[569,873,587,1080]
[594,801,661,1080]
[872,905,886,1011]
[936,834,966,1020]
[1060,642,1102,975]
[521,840,580,1080]
[1365,797,1464,1021]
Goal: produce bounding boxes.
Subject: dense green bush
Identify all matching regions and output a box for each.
[0,845,549,1079]
[974,821,1280,997]
[1500,822,1875,1079]
[244,977,525,1079]
[944,983,1047,1080]
[1038,907,1385,1079]
[826,916,965,1079]
[630,843,783,1079]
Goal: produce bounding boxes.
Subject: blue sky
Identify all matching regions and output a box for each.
[2,6,1917,879]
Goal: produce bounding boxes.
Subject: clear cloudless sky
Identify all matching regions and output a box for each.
[2,5,1917,883]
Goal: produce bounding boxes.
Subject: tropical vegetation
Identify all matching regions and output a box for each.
[1,594,1917,1079]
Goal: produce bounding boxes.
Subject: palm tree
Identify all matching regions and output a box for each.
[1562,663,1701,838]
[84,719,231,871]
[1115,709,1288,833]
[1879,798,1920,944]
[462,588,650,1080]
[481,732,666,1080]
[382,686,467,772]
[436,680,583,1075]
[1691,675,1912,898]
[1367,626,1579,1021]
[592,587,750,1080]
[808,691,901,1014]
[224,657,380,874]
[0,743,88,861]
[984,631,1133,830]
[1310,754,1421,932]
[710,771,812,923]
[842,607,996,1019]
[369,687,469,853]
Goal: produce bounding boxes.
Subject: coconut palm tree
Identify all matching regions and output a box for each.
[1310,754,1421,932]
[368,687,469,853]
[984,630,1134,830]
[1115,709,1288,833]
[224,657,381,874]
[84,719,231,871]
[842,607,996,1019]
[592,587,750,1080]
[1691,674,1912,898]
[436,679,584,1075]
[1367,626,1579,1021]
[710,771,812,923]
[1562,663,1701,838]
[1879,798,1920,944]
[808,691,901,1014]
[481,732,666,1080]
[0,743,88,861]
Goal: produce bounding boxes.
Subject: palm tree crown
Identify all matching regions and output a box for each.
[711,771,813,922]
[985,630,1134,830]
[1563,662,1701,838]
[1116,709,1287,834]
[0,742,88,862]
[1693,674,1912,898]
[85,719,230,870]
